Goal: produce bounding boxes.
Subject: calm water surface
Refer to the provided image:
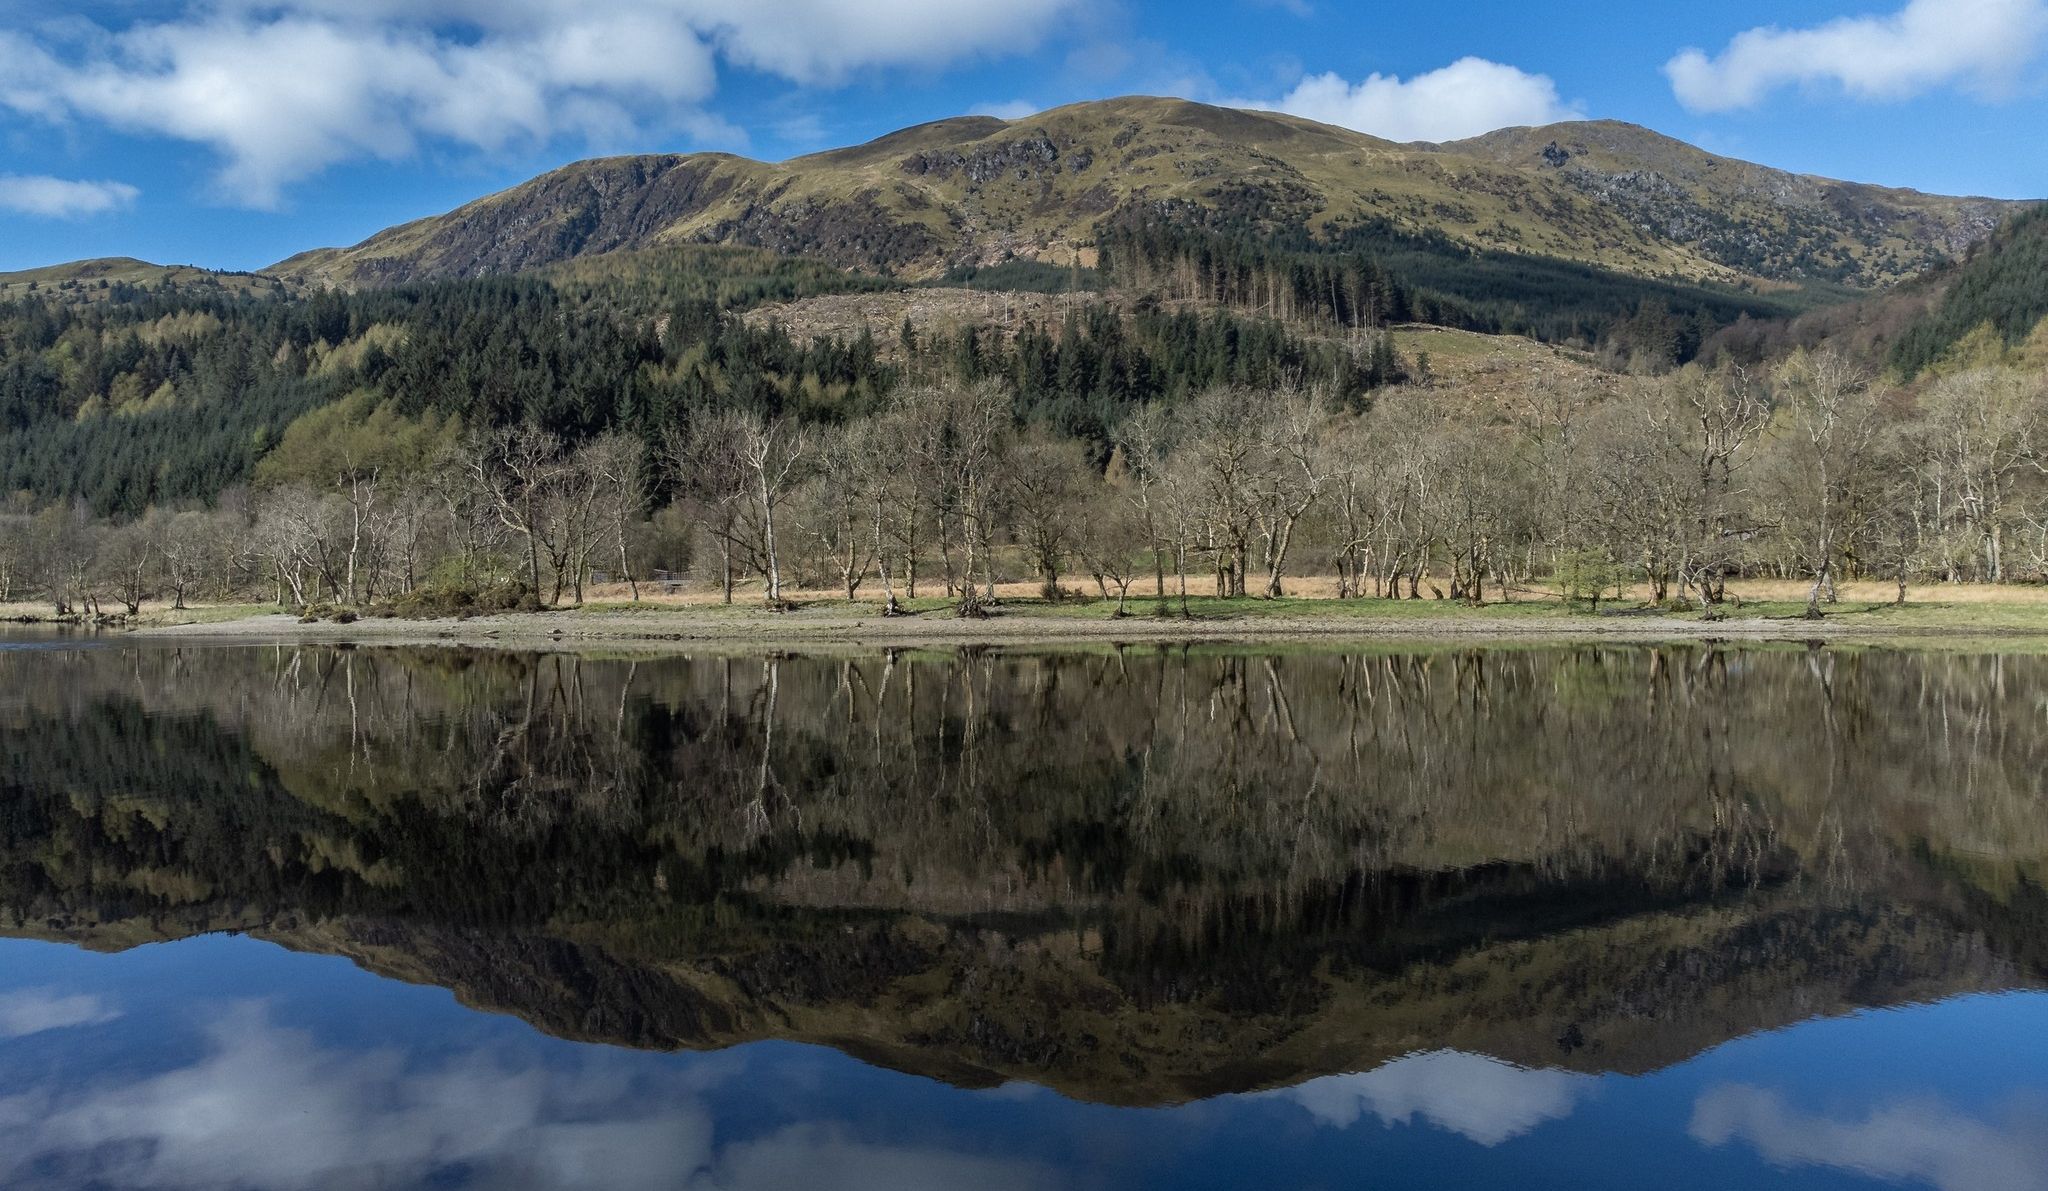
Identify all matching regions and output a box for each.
[2,640,2045,1189]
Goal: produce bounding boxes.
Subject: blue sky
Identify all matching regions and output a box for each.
[2,0,2045,273]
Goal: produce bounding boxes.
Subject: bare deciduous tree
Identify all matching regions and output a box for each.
[790,424,875,601]
[459,425,564,600]
[1252,383,1334,597]
[582,434,648,602]
[97,515,159,616]
[1006,431,1092,599]
[1110,404,1173,600]
[1075,487,1151,615]
[1763,350,1893,617]
[665,413,754,605]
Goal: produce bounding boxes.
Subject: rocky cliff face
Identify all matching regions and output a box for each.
[1444,122,2012,286]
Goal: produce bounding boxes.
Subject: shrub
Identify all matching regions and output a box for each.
[371,581,544,620]
[1554,550,1630,611]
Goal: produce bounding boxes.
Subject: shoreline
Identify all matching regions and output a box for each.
[117,604,2048,650]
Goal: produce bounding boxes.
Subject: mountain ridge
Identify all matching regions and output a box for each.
[256,97,2023,293]
[4,97,2027,329]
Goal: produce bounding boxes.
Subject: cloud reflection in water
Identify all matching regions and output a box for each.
[1691,1084,2048,1191]
[1273,1050,1594,1146]
[0,989,122,1039]
[0,1001,1059,1191]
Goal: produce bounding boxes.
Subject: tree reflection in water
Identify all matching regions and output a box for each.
[1,642,2044,1103]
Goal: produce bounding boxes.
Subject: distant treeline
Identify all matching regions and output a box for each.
[924,259,1100,294]
[1098,214,1840,365]
[540,243,895,314]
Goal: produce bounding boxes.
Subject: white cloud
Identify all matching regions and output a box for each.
[687,0,1080,86]
[1240,57,1583,143]
[1691,1084,2048,1191]
[0,1001,1061,1191]
[1272,1050,1594,1146]
[0,989,121,1037]
[0,1,1084,208]
[1666,0,2048,112]
[0,175,138,218]
[971,100,1042,120]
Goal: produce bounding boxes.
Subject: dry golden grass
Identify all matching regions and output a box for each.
[587,574,1465,606]
[8,577,2039,642]
[0,599,272,625]
[584,578,1124,606]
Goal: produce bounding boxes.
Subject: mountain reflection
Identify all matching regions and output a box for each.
[2,643,2044,1103]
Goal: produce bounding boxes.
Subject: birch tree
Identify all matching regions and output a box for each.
[582,433,648,601]
[734,414,812,605]
[1253,384,1333,597]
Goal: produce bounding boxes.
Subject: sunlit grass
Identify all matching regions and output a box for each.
[1,599,276,625]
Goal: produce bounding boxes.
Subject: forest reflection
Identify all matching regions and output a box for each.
[2,642,2044,1103]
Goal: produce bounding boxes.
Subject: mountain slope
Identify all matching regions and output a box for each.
[1441,122,2008,285]
[1888,202,2048,375]
[269,97,2024,292]
[1692,200,2048,373]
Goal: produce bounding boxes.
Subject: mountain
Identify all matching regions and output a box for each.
[268,97,2021,293]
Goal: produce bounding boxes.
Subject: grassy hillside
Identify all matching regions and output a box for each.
[269,98,2022,295]
[0,257,287,304]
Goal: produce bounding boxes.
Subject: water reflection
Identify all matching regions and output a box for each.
[2,643,2046,1098]
[1,641,2046,1188]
